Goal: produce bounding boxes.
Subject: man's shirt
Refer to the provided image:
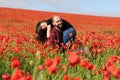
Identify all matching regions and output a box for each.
[49,27,63,46]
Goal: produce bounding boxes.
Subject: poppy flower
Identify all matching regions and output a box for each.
[63,74,69,80]
[48,64,57,74]
[54,56,61,65]
[2,74,11,80]
[68,53,80,66]
[11,58,21,69]
[80,59,89,68]
[45,59,53,67]
[11,69,25,80]
[69,32,73,37]
[38,65,45,70]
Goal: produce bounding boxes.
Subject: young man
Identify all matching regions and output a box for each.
[48,15,76,46]
[49,16,91,57]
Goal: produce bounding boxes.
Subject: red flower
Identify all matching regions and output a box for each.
[69,32,73,37]
[41,50,46,57]
[54,56,61,65]
[11,58,21,69]
[26,73,32,80]
[87,63,96,70]
[35,33,39,37]
[68,53,80,66]
[108,64,120,79]
[14,47,22,53]
[38,65,45,70]
[63,74,69,80]
[103,75,110,80]
[71,77,81,80]
[80,59,89,68]
[0,47,4,55]
[11,69,25,80]
[103,71,110,76]
[106,61,112,67]
[2,74,11,80]
[45,59,53,67]
[48,64,57,74]
[102,65,107,71]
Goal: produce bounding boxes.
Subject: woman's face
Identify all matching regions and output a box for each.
[40,22,47,29]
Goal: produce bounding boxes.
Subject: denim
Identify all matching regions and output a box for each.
[72,47,84,52]
[63,27,76,45]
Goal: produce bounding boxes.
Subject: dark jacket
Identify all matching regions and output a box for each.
[47,18,74,31]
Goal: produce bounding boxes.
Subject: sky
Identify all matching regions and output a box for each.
[0,0,120,17]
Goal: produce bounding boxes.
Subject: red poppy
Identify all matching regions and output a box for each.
[80,59,89,68]
[54,56,61,65]
[38,65,45,70]
[45,59,53,67]
[103,75,110,80]
[2,74,11,80]
[11,58,21,69]
[71,77,81,80]
[26,73,32,80]
[11,69,25,80]
[69,32,73,37]
[63,74,69,80]
[48,64,57,74]
[68,53,80,66]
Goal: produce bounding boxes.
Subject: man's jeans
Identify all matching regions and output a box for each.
[63,27,76,45]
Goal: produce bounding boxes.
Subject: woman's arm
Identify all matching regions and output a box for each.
[47,25,51,38]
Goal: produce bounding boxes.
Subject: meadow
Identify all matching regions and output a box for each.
[1,7,120,80]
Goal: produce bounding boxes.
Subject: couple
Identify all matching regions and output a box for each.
[35,15,76,48]
[35,15,91,57]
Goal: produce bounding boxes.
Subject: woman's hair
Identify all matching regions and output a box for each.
[35,20,47,43]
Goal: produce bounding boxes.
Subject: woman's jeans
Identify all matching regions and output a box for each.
[63,27,76,45]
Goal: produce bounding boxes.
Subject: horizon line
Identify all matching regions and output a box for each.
[1,6,120,18]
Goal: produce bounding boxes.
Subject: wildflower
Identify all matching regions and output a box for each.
[54,56,61,65]
[2,74,11,80]
[69,32,73,37]
[11,58,21,69]
[48,64,57,74]
[11,69,25,80]
[45,59,53,67]
[80,59,89,68]
[63,74,69,80]
[68,53,80,66]
[38,65,45,70]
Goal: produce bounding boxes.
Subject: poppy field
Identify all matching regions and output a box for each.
[1,7,120,80]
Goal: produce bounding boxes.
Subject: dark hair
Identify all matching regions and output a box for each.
[35,20,47,43]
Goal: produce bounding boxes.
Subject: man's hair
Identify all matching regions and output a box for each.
[52,15,61,22]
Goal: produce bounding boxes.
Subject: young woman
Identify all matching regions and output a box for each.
[35,20,48,44]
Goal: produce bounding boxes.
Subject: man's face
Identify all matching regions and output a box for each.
[52,16,63,28]
[40,22,47,30]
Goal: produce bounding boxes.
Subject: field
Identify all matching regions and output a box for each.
[1,7,120,80]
